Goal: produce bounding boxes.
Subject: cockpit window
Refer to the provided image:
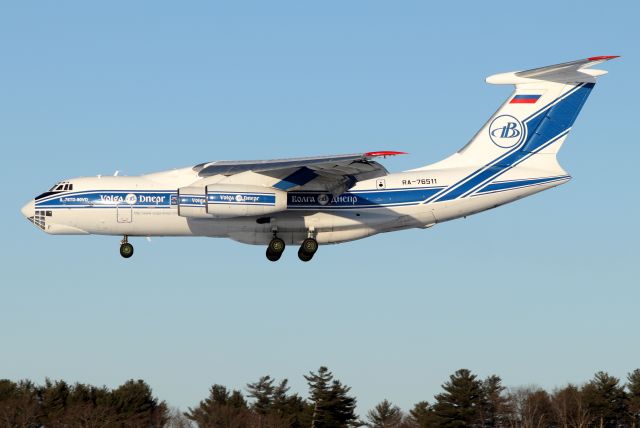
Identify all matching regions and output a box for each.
[48,182,73,192]
[38,181,73,200]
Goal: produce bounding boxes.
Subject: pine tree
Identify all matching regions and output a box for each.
[407,401,436,428]
[306,367,333,428]
[582,371,627,428]
[64,383,116,427]
[186,384,250,428]
[246,375,312,428]
[366,399,403,428]
[39,378,70,426]
[273,380,290,406]
[305,366,359,428]
[432,369,483,428]
[479,375,507,427]
[248,375,276,416]
[109,379,168,427]
[627,369,640,428]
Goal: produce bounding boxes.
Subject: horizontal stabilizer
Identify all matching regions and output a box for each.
[486,55,619,84]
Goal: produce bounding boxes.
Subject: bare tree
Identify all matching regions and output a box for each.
[504,387,553,428]
[0,380,40,428]
[165,407,194,428]
[550,385,592,428]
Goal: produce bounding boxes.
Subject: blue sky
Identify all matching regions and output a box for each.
[1,0,638,413]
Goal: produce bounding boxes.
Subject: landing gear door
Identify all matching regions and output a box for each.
[117,204,132,223]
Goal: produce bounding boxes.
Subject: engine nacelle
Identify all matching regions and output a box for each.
[177,185,209,218]
[206,184,287,218]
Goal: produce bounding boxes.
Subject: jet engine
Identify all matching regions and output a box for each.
[177,184,287,218]
[177,185,208,218]
[206,184,287,218]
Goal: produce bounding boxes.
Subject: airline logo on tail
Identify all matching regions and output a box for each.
[489,115,524,148]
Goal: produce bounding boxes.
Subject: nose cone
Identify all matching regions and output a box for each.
[21,200,35,219]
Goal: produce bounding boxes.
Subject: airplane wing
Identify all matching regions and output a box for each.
[193,151,407,194]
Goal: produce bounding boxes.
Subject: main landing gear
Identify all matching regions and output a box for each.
[120,235,134,258]
[265,230,319,262]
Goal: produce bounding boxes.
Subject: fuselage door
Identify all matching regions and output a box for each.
[117,203,132,223]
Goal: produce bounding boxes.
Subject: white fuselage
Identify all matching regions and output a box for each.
[22,161,569,246]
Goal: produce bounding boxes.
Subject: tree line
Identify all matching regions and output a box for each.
[1,367,639,427]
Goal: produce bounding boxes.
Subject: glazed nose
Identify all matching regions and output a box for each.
[21,200,35,218]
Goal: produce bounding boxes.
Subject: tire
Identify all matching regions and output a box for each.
[268,237,286,254]
[301,238,318,254]
[120,243,134,258]
[297,248,313,262]
[266,248,282,262]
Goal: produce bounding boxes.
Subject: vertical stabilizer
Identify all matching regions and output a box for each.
[415,56,617,202]
[419,56,617,170]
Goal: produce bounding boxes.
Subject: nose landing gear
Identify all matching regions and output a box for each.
[120,236,134,258]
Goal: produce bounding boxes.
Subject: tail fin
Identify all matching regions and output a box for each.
[422,56,617,171]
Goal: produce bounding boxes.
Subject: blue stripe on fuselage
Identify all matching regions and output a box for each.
[35,191,176,208]
[287,187,444,209]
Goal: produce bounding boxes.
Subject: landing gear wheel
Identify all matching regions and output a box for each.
[301,238,318,254]
[266,249,282,262]
[266,237,285,262]
[268,237,285,254]
[297,238,318,262]
[120,242,134,258]
[297,248,313,262]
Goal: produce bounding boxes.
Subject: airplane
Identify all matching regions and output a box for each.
[21,56,617,262]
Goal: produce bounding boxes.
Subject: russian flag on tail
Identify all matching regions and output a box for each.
[510,94,541,104]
